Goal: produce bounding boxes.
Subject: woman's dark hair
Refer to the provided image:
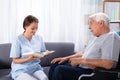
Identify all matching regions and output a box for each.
[23,15,39,30]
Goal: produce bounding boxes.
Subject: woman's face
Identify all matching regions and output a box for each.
[25,22,38,36]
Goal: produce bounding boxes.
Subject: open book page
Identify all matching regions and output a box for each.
[22,50,55,58]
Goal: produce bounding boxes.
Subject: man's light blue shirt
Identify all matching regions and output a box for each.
[10,34,46,79]
[80,31,120,69]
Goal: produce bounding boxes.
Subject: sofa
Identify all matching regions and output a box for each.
[0,42,75,80]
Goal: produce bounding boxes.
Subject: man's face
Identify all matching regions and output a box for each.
[89,18,101,37]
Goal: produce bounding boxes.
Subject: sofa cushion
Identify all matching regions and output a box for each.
[0,69,12,80]
[0,69,11,77]
[43,67,50,76]
[40,42,75,67]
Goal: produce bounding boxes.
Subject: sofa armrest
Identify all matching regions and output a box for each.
[0,43,12,69]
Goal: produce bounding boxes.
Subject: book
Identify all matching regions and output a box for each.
[22,50,55,58]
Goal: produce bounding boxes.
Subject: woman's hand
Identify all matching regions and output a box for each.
[27,55,40,61]
[12,55,39,64]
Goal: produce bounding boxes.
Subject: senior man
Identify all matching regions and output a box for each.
[49,13,120,80]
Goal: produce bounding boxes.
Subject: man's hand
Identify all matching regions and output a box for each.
[51,57,68,64]
[69,57,83,67]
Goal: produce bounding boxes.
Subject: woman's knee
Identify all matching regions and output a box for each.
[15,73,37,80]
[33,70,48,80]
[41,75,48,80]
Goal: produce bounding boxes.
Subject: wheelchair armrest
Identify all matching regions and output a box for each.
[93,67,120,79]
[94,67,120,74]
[78,68,120,80]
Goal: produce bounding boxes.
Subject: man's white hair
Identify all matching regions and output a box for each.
[89,12,110,27]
